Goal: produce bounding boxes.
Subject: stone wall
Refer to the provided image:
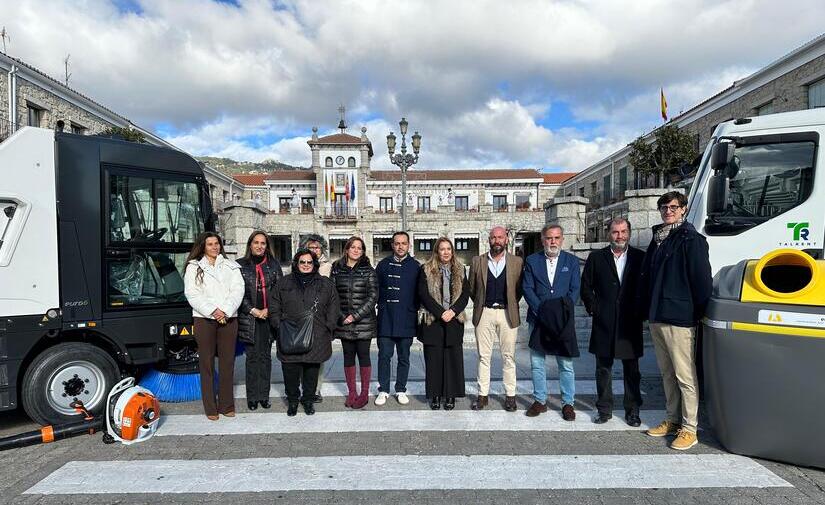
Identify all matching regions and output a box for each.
[12,78,114,133]
[545,188,684,257]
[686,55,825,150]
[545,196,588,245]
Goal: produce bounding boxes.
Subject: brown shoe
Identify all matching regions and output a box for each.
[504,396,517,412]
[562,404,576,421]
[221,410,236,418]
[206,414,219,421]
[525,401,548,417]
[471,395,488,410]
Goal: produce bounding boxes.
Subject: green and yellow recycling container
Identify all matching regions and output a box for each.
[703,248,825,469]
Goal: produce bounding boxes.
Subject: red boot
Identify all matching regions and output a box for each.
[353,366,371,409]
[344,366,357,408]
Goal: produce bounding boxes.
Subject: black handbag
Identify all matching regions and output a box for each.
[278,299,318,354]
[238,313,255,345]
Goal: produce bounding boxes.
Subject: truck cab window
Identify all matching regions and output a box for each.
[109,174,204,244]
[106,172,205,308]
[108,251,188,307]
[706,140,816,235]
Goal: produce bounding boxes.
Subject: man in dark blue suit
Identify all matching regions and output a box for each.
[522,224,581,420]
[374,231,421,406]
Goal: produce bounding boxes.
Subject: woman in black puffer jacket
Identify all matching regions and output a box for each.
[330,236,378,409]
[269,249,339,416]
[236,231,283,411]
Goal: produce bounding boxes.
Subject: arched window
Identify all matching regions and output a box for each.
[348,156,356,168]
[325,157,333,168]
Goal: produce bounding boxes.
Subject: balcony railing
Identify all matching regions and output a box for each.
[323,204,358,220]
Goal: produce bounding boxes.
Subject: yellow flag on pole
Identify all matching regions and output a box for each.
[660,87,668,121]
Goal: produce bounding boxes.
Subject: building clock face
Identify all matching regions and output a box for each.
[336,156,345,166]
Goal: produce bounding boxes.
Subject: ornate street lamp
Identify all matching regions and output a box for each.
[387,117,421,232]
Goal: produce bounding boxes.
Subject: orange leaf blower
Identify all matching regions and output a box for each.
[0,377,160,451]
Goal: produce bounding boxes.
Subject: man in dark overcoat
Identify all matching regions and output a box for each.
[581,217,644,427]
[374,231,421,405]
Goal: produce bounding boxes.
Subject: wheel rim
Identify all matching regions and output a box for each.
[46,360,107,416]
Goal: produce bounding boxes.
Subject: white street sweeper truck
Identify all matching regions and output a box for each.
[0,127,215,425]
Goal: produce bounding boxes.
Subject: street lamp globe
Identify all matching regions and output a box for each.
[411,131,421,154]
[399,117,409,136]
[386,131,396,155]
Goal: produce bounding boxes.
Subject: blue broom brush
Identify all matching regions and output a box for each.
[138,340,245,402]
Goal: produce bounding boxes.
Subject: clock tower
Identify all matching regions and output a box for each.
[308,107,373,219]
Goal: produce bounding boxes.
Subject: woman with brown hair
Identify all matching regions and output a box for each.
[237,231,283,411]
[330,236,378,409]
[417,237,470,411]
[183,232,245,420]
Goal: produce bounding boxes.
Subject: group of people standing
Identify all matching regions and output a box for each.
[181,189,711,451]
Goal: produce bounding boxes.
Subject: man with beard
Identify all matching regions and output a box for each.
[468,226,523,411]
[580,218,645,426]
[522,224,581,420]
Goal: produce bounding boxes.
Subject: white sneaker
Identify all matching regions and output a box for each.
[395,392,409,405]
[374,392,389,406]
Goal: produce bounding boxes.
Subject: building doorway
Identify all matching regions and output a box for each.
[270,235,292,264]
[454,237,479,266]
[516,232,541,258]
[373,236,393,260]
[328,238,348,263]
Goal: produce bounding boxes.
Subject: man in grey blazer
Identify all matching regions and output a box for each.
[468,226,523,411]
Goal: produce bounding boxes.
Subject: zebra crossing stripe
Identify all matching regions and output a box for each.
[24,455,790,494]
[233,379,628,398]
[156,409,667,436]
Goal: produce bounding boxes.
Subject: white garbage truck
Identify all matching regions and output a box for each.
[687,107,825,469]
[0,127,215,424]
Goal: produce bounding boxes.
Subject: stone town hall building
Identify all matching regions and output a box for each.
[220,122,574,264]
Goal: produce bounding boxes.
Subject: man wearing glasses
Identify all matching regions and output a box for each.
[639,191,712,451]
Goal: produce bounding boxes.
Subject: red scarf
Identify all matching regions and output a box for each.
[255,257,268,310]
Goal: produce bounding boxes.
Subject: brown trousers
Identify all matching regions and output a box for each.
[194,317,238,416]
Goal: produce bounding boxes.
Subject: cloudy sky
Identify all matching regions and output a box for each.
[4,0,824,171]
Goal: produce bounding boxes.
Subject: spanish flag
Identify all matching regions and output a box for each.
[660,87,668,121]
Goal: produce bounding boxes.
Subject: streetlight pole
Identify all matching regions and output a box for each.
[387,117,421,232]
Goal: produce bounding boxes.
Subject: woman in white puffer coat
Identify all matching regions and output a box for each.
[183,232,244,420]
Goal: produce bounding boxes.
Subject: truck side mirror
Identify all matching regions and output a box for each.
[706,172,729,215]
[711,142,735,175]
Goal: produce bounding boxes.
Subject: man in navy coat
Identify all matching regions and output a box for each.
[374,231,421,406]
[522,223,581,420]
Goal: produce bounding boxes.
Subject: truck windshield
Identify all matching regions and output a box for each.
[705,140,816,235]
[109,174,204,244]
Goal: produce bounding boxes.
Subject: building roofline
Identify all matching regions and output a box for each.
[672,32,825,126]
[0,51,171,148]
[563,32,825,187]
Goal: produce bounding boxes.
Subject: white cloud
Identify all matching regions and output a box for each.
[2,0,823,171]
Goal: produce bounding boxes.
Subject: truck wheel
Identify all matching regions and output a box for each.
[22,343,120,425]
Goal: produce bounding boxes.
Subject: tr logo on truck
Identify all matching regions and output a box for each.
[787,222,810,241]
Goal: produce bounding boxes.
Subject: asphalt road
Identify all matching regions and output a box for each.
[1,339,824,505]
